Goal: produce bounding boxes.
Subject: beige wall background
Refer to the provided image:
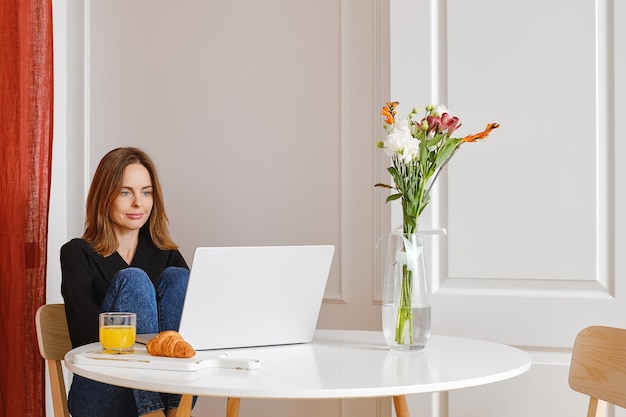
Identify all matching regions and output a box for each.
[49,0,389,416]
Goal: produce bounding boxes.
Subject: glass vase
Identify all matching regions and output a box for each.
[379,231,431,351]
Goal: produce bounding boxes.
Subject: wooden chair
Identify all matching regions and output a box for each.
[35,303,72,417]
[568,325,626,417]
[35,303,241,417]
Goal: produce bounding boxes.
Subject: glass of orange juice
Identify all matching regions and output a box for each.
[99,312,137,354]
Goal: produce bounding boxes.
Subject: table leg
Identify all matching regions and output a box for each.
[226,397,241,417]
[175,394,193,417]
[393,395,411,417]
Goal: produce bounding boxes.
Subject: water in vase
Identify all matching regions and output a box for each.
[382,305,431,350]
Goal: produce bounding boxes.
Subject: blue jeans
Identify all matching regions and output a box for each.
[68,266,194,417]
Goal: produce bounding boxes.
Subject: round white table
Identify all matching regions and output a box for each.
[65,329,531,417]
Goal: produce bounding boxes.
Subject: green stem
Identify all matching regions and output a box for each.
[394,229,419,345]
[395,263,414,344]
[395,183,425,345]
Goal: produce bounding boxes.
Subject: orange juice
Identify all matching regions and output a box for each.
[100,325,136,354]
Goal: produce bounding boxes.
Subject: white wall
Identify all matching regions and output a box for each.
[48,0,67,306]
[390,0,626,416]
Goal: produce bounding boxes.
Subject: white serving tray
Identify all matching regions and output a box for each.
[70,346,260,372]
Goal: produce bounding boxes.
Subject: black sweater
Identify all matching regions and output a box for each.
[60,230,188,347]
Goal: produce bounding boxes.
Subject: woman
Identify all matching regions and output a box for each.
[61,147,192,417]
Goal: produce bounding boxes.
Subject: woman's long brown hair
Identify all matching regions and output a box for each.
[82,147,178,256]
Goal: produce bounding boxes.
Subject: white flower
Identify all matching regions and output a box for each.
[431,104,448,117]
[382,118,419,163]
[392,118,411,135]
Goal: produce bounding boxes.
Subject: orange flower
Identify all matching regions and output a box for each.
[381,101,399,125]
[462,122,500,143]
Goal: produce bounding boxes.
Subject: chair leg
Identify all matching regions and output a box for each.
[175,394,193,417]
[587,398,607,417]
[226,397,241,417]
[393,395,411,417]
[172,395,239,417]
[48,360,70,417]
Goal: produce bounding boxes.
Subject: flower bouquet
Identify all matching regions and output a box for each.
[376,101,499,347]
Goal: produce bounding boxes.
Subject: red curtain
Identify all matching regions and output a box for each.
[0,0,54,415]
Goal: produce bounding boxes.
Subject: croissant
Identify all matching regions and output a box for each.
[146,330,196,358]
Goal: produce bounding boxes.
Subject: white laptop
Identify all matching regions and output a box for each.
[140,245,334,350]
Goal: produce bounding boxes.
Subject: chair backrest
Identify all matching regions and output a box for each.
[35,303,73,417]
[568,326,626,417]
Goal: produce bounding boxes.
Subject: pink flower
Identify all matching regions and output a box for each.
[424,115,441,135]
[440,113,462,135]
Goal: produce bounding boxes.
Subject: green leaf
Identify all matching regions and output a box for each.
[386,193,402,202]
[434,141,461,166]
[427,133,445,148]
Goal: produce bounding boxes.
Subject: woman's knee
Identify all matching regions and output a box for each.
[158,267,190,292]
[113,268,154,292]
[161,267,189,282]
[116,267,151,282]
[102,268,157,313]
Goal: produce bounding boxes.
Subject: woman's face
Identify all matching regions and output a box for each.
[110,163,154,237]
